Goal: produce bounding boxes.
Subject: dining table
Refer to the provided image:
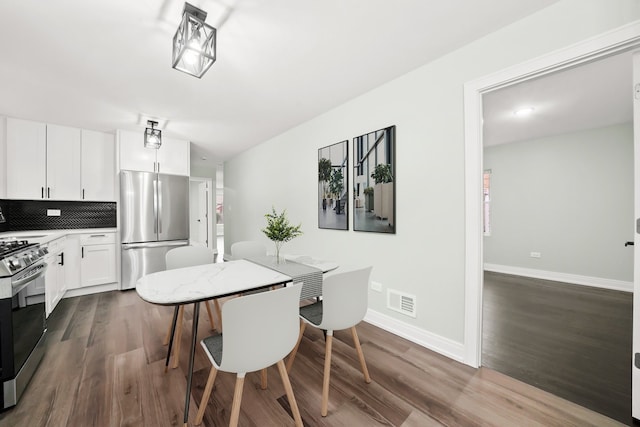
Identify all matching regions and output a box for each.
[135,255,338,427]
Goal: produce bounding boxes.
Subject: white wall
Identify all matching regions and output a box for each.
[0,117,5,198]
[225,0,640,351]
[484,123,634,283]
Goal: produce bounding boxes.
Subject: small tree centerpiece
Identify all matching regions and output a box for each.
[262,207,303,263]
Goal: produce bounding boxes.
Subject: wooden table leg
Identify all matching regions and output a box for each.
[183,301,200,427]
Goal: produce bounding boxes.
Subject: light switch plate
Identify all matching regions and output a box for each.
[46,209,61,216]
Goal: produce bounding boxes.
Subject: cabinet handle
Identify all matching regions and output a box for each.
[41,187,44,199]
[58,252,64,266]
[81,247,84,258]
[90,234,106,238]
[82,189,85,200]
[47,187,50,198]
[157,162,160,173]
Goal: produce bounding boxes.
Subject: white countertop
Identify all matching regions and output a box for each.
[0,228,117,244]
[136,259,293,305]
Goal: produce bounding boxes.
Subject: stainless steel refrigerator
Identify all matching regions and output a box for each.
[120,170,189,290]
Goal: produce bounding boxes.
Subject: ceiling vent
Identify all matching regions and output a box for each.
[387,289,416,318]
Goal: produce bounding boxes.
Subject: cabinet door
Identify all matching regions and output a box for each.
[156,137,189,176]
[64,235,81,290]
[81,130,115,200]
[118,129,156,172]
[6,118,46,199]
[47,124,81,200]
[44,254,57,317]
[56,249,67,296]
[81,244,116,287]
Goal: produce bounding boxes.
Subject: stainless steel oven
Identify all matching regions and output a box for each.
[0,239,48,410]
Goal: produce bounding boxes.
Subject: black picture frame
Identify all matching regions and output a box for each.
[352,125,396,233]
[318,140,349,230]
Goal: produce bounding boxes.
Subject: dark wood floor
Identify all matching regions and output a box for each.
[482,271,633,425]
[0,289,627,426]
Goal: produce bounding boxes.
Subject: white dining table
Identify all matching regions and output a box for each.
[135,257,337,427]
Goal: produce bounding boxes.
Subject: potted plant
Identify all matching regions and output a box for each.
[318,158,332,210]
[370,164,393,219]
[328,168,344,214]
[370,163,393,184]
[261,207,303,263]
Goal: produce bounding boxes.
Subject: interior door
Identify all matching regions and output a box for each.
[632,52,640,421]
[198,181,209,247]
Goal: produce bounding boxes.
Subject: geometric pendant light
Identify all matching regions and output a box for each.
[144,120,162,149]
[172,2,217,78]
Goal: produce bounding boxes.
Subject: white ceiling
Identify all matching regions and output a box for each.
[483,50,633,146]
[0,0,558,169]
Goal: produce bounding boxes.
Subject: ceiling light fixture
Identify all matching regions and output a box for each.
[144,120,162,149]
[513,106,535,117]
[172,2,217,78]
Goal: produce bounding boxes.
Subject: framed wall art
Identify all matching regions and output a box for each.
[318,140,348,230]
[352,125,395,233]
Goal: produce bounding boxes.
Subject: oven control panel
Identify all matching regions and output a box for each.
[0,242,46,278]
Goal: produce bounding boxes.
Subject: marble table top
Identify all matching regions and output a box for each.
[136,259,293,305]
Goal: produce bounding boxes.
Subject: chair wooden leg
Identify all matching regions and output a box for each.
[286,320,306,373]
[172,305,184,369]
[229,375,246,427]
[321,332,333,417]
[351,326,371,383]
[214,299,223,330]
[204,300,216,331]
[276,359,303,427]
[260,368,268,390]
[195,366,218,425]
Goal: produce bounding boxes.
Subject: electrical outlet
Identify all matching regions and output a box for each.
[530,252,541,258]
[371,281,382,292]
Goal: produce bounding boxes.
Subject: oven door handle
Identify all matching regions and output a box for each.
[12,264,48,296]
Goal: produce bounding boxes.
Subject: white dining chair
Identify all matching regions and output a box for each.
[230,240,267,259]
[195,283,304,427]
[286,265,373,416]
[163,245,222,370]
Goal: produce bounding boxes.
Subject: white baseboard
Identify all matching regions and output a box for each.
[64,282,119,299]
[484,263,633,293]
[364,309,465,363]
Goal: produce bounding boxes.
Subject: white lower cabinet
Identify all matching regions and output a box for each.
[80,233,116,287]
[24,231,117,314]
[44,237,66,317]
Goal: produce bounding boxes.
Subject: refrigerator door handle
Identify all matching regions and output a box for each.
[158,180,163,234]
[122,241,189,250]
[153,179,158,234]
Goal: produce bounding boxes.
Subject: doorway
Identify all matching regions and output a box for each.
[463,22,640,424]
[189,177,214,250]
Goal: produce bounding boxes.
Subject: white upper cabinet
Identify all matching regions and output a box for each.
[118,130,157,173]
[46,124,81,200]
[156,137,190,175]
[118,130,190,176]
[81,129,115,200]
[5,118,116,201]
[6,118,47,199]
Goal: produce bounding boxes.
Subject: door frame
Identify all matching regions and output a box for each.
[189,176,214,250]
[463,21,640,368]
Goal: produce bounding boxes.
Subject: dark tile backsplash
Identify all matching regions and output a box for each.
[0,199,116,232]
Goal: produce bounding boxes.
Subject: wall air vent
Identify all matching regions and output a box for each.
[387,289,416,318]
